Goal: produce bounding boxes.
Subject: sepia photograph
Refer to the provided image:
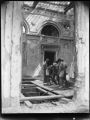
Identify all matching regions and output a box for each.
[1,1,89,114]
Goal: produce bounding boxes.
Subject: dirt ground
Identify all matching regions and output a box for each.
[2,99,89,113]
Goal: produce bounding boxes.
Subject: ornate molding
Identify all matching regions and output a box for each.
[21,19,30,34]
[38,20,61,37]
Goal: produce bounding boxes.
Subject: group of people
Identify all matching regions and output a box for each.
[43,58,68,88]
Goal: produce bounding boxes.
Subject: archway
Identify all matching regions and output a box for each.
[22,20,30,34]
[41,24,59,37]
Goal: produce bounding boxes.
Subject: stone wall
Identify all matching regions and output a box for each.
[21,4,75,78]
[22,5,74,38]
[22,34,75,77]
[26,15,74,38]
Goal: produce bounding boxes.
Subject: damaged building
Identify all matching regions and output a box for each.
[1,1,89,113]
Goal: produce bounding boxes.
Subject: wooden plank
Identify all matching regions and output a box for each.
[21,94,33,108]
[21,83,36,85]
[21,84,36,87]
[22,82,33,84]
[22,91,39,93]
[22,81,34,82]
[24,101,33,108]
[64,2,74,13]
[20,94,64,102]
[41,1,68,7]
[23,6,64,16]
[30,81,58,95]
[54,89,74,96]
[23,92,40,96]
[36,87,54,95]
[30,80,74,97]
[32,1,39,9]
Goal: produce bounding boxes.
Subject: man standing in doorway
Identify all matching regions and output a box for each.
[58,58,67,88]
[43,58,49,85]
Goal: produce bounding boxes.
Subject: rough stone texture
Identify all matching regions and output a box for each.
[26,13,74,38]
[1,1,89,113]
[1,1,13,107]
[22,34,75,77]
[22,5,74,36]
[74,1,89,108]
[2,99,89,113]
[22,6,75,78]
[10,1,22,99]
[1,1,23,108]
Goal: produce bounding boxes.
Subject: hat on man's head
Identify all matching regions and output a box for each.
[57,58,64,62]
[53,62,57,65]
[56,60,58,63]
[46,58,49,62]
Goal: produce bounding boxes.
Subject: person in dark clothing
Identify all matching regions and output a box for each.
[58,58,67,88]
[52,61,59,85]
[43,58,49,84]
[47,61,59,85]
[48,64,53,85]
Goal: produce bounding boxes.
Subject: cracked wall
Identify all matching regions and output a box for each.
[1,1,23,108]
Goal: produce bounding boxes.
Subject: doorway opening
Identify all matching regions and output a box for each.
[44,51,56,66]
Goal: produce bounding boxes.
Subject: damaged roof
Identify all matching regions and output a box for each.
[23,1,73,13]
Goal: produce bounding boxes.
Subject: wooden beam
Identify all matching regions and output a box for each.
[30,81,59,95]
[22,5,64,15]
[32,1,39,9]
[36,87,54,95]
[36,7,64,14]
[22,81,33,83]
[20,94,64,102]
[21,84,36,87]
[64,2,74,14]
[21,94,33,108]
[40,1,68,7]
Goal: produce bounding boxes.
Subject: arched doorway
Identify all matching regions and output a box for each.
[40,24,60,65]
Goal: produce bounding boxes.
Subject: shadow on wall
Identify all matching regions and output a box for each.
[32,64,42,78]
[32,59,75,78]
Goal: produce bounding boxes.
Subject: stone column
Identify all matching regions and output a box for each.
[1,2,13,108]
[1,1,23,108]
[10,1,23,107]
[74,1,89,107]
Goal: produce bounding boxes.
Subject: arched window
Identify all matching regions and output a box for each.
[41,24,59,37]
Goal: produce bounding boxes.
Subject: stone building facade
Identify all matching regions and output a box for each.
[1,1,89,113]
[22,9,75,78]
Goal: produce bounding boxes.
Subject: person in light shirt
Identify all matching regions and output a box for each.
[43,58,49,85]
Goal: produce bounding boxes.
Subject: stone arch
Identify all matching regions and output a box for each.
[22,19,30,34]
[38,20,62,37]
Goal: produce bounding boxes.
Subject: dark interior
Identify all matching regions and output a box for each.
[41,24,59,37]
[44,51,56,66]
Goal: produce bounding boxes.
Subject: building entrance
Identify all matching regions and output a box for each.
[44,51,56,66]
